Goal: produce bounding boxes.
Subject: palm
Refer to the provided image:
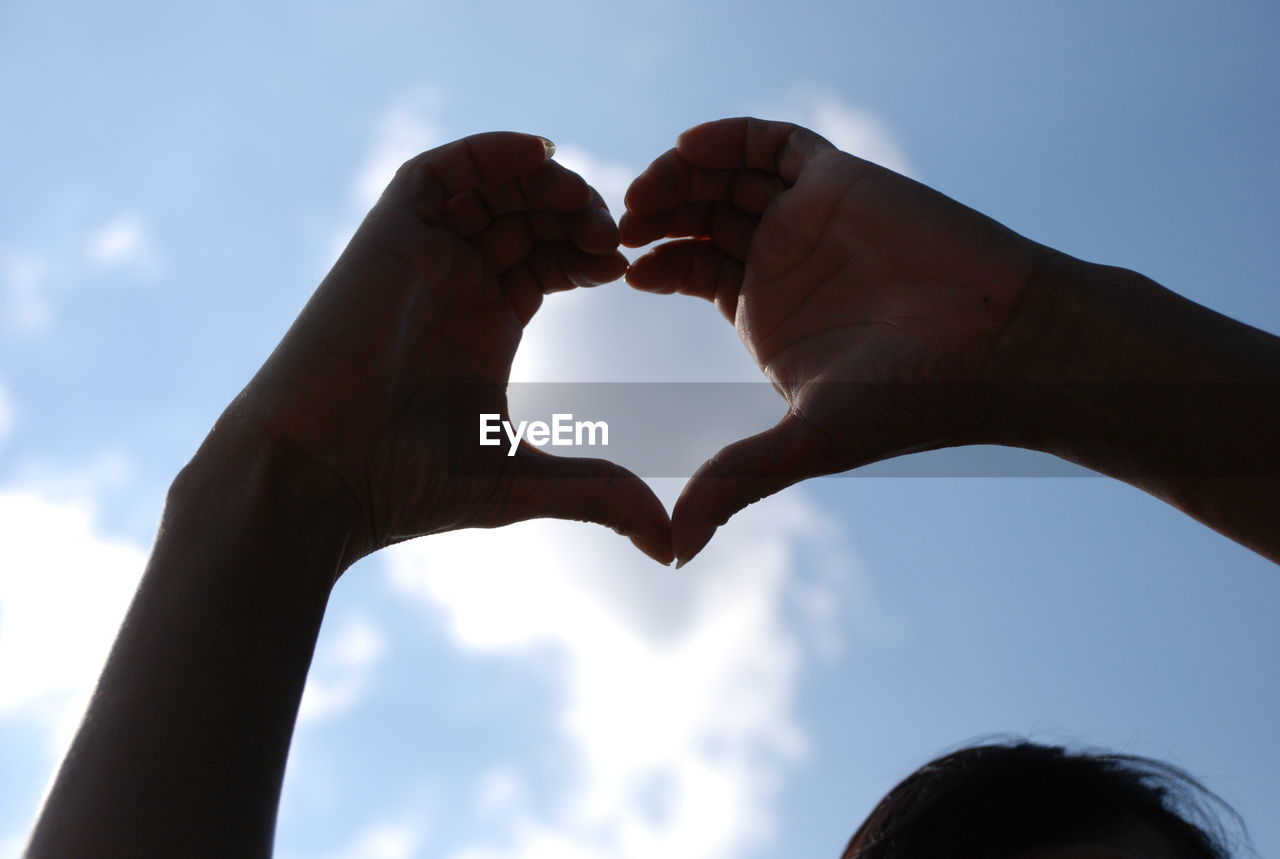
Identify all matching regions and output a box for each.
[622,117,1052,563]
[231,133,670,565]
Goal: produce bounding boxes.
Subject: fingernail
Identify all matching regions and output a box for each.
[537,136,556,159]
[630,534,673,566]
[673,530,713,570]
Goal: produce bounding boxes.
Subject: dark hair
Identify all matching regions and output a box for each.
[842,741,1247,859]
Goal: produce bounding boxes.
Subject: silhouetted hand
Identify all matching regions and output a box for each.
[221,132,671,567]
[622,117,1057,565]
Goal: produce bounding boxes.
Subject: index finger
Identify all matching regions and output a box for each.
[381,131,556,221]
[674,117,834,184]
[623,147,786,217]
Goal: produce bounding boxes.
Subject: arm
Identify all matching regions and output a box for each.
[995,256,1280,560]
[27,131,670,858]
[620,116,1280,565]
[26,433,351,857]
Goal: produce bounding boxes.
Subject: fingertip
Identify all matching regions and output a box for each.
[616,211,666,249]
[564,247,628,288]
[622,147,681,217]
[568,203,621,256]
[595,249,630,285]
[621,247,670,292]
[674,117,739,160]
[618,212,641,247]
[536,136,556,159]
[673,120,710,152]
[672,524,714,569]
[631,532,674,566]
[621,184,652,219]
[622,180,642,214]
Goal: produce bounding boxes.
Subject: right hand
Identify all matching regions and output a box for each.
[621,117,1061,564]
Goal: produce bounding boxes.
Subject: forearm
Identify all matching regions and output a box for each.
[996,256,1280,561]
[27,428,355,857]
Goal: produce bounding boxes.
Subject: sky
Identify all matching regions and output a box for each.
[2,1,1279,857]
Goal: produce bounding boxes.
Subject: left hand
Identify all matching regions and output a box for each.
[212,132,672,568]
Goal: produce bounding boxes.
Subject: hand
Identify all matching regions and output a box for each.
[213,132,672,568]
[621,117,1058,565]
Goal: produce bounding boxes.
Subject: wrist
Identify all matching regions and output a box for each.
[983,253,1171,451]
[171,416,366,585]
[984,253,1280,486]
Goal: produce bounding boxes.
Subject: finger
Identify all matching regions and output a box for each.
[499,449,674,565]
[447,159,597,237]
[472,205,617,273]
[675,117,835,184]
[559,187,621,255]
[501,244,628,324]
[624,147,787,217]
[618,202,757,259]
[625,239,744,322]
[380,131,554,222]
[670,413,840,567]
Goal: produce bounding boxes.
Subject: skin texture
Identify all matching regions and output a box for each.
[621,116,1280,566]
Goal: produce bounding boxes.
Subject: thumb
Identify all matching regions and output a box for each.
[671,412,842,568]
[497,447,673,565]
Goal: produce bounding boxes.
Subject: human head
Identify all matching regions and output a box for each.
[842,741,1245,858]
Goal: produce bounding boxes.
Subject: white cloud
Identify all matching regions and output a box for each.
[282,784,432,859]
[384,488,863,859]
[314,815,427,859]
[325,88,447,267]
[770,91,914,178]
[84,212,155,273]
[5,450,135,507]
[298,613,388,724]
[0,490,148,757]
[474,766,531,821]
[552,145,635,219]
[330,821,422,859]
[0,833,26,859]
[2,253,53,334]
[0,379,14,450]
[3,214,159,336]
[353,88,445,210]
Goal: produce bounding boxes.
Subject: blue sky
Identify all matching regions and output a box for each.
[2,1,1278,856]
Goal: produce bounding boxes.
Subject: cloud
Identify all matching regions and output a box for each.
[325,87,446,266]
[770,91,914,178]
[3,214,159,336]
[322,818,425,859]
[552,145,635,219]
[84,213,156,273]
[353,88,446,210]
[280,784,432,859]
[1,253,53,335]
[298,613,388,724]
[4,450,135,507]
[0,489,148,758]
[384,488,862,859]
[0,379,14,450]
